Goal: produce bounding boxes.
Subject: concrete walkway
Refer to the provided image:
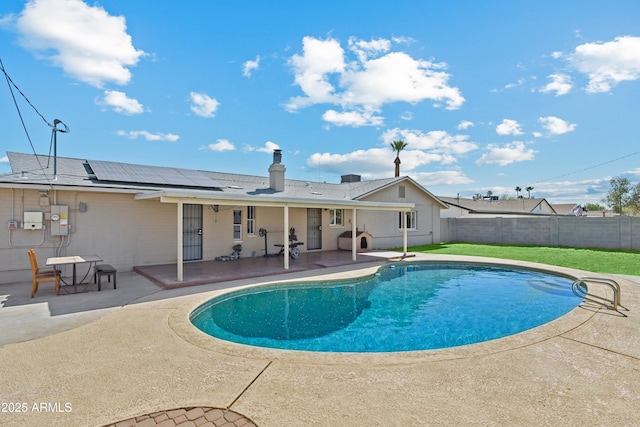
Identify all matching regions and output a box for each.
[1,254,638,426]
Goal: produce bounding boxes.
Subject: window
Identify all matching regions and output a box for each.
[233,209,242,240]
[398,185,406,198]
[398,211,417,230]
[247,206,256,235]
[329,209,343,226]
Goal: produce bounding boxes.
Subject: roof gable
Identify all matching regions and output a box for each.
[351,176,448,209]
[440,196,556,214]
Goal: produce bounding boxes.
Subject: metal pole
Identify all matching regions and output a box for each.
[53,128,57,180]
[52,119,69,181]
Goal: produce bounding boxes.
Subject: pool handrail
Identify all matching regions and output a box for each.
[571,276,622,311]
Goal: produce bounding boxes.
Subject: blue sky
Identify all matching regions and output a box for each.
[1,0,639,205]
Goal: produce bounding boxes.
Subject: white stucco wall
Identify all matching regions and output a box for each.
[1,181,444,284]
[0,188,178,284]
[439,205,469,218]
[357,182,442,248]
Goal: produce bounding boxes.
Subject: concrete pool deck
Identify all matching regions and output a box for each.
[1,253,639,426]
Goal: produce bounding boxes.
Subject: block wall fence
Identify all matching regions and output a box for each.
[441,216,640,251]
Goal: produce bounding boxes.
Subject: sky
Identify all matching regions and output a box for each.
[1,0,639,205]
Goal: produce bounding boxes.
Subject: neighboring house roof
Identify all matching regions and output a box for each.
[551,203,590,216]
[1,152,442,210]
[550,203,579,215]
[439,196,557,215]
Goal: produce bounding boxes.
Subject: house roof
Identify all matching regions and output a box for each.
[550,203,580,215]
[1,152,432,211]
[439,196,557,215]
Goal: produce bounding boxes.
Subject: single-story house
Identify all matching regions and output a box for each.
[0,150,447,284]
[439,196,557,218]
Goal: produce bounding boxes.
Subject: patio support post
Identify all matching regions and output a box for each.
[284,204,289,270]
[352,208,357,261]
[403,209,408,255]
[177,201,184,282]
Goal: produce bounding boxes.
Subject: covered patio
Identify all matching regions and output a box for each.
[134,250,401,289]
[135,181,416,282]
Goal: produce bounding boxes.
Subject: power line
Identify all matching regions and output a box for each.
[0,58,53,127]
[1,57,54,183]
[532,150,640,184]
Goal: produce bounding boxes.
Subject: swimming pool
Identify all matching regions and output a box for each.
[190,262,581,352]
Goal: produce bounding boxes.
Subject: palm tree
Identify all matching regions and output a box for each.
[515,186,522,198]
[526,186,534,199]
[390,140,408,177]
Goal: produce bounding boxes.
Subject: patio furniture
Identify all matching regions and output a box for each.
[94,264,117,291]
[46,255,103,293]
[28,249,60,298]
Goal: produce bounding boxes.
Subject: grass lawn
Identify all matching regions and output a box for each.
[408,243,640,276]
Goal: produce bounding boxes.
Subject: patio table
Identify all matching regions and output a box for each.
[46,255,103,293]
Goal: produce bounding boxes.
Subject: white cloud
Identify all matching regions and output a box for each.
[286,36,345,110]
[0,156,8,163]
[305,127,478,179]
[626,167,640,178]
[348,37,392,61]
[412,170,474,186]
[496,119,524,136]
[400,111,413,121]
[98,90,143,114]
[286,36,464,126]
[381,128,478,156]
[538,116,577,135]
[117,130,179,142]
[569,35,640,93]
[244,141,280,153]
[12,0,145,87]
[476,141,536,166]
[243,55,260,77]
[190,92,220,118]
[307,148,397,177]
[307,147,452,178]
[504,78,526,90]
[200,139,235,152]
[340,51,464,109]
[322,109,384,127]
[540,73,572,96]
[457,120,474,130]
[531,178,610,204]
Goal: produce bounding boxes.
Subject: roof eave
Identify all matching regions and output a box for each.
[136,189,415,210]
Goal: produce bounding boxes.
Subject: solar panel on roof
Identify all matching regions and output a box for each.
[88,160,223,188]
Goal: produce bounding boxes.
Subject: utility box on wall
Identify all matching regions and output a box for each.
[50,205,69,236]
[23,212,43,230]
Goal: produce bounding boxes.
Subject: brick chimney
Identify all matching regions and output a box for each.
[269,149,285,191]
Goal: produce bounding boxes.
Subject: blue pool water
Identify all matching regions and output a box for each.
[190,262,581,352]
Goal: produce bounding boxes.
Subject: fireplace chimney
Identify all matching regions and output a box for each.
[269,149,285,191]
